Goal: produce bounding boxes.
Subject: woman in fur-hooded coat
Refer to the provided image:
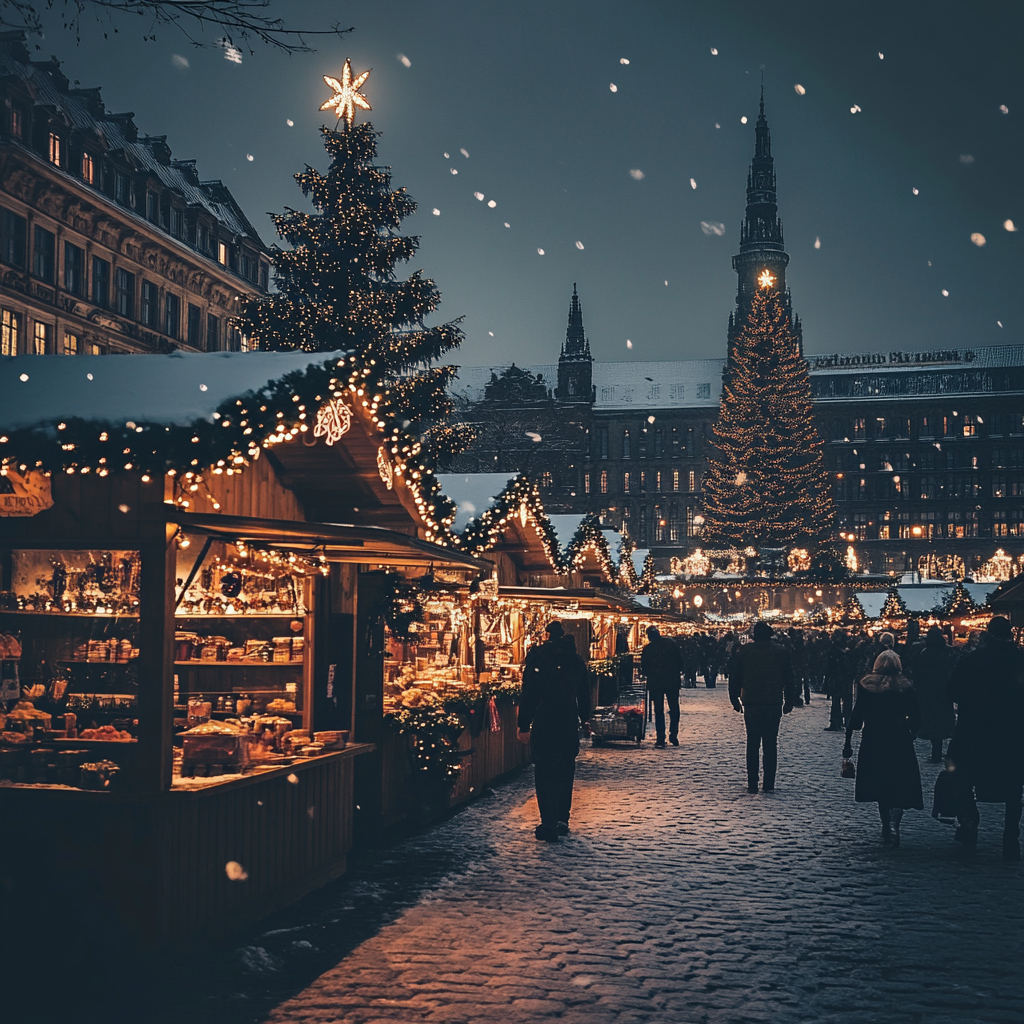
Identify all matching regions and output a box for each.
[846,650,924,811]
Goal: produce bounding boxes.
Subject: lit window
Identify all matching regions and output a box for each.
[10,107,23,138]
[584,473,590,495]
[1,308,20,356]
[962,414,977,437]
[33,321,49,354]
[688,470,696,492]
[673,470,680,491]
[600,470,608,494]
[48,133,61,167]
[218,241,228,266]
[63,331,78,355]
[81,152,94,184]
[623,471,631,493]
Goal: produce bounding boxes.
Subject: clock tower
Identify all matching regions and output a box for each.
[728,90,802,360]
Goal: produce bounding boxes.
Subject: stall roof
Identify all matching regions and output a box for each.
[436,472,519,532]
[0,351,344,429]
[497,586,680,618]
[163,510,486,570]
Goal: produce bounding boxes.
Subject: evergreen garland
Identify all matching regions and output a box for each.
[701,288,835,548]
[562,513,621,583]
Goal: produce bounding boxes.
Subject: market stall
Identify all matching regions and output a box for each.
[0,351,485,949]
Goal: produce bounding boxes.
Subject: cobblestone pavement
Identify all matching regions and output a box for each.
[168,687,1024,1024]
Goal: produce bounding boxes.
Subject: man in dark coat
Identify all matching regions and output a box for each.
[909,626,955,762]
[824,631,853,731]
[518,621,591,842]
[947,616,1024,860]
[728,621,797,793]
[640,626,683,748]
[681,635,700,688]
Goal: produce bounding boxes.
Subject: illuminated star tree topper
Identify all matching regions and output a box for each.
[320,58,371,125]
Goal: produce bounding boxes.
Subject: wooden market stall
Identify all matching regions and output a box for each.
[0,350,485,951]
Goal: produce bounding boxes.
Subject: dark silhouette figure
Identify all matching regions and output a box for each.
[947,616,1024,860]
[728,621,797,793]
[640,625,683,748]
[844,650,923,847]
[518,621,590,842]
[824,631,852,731]
[909,626,955,762]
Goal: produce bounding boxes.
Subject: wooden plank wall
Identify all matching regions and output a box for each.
[199,454,306,521]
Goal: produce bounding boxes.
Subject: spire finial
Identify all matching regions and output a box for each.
[759,72,764,116]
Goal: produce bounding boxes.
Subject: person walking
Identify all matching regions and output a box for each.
[824,631,852,731]
[728,621,797,793]
[946,616,1024,860]
[640,625,683,748]
[790,629,810,705]
[909,626,955,762]
[842,650,923,848]
[518,621,591,842]
[681,634,700,689]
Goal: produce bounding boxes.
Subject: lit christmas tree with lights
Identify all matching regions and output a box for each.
[236,60,471,467]
[701,286,835,548]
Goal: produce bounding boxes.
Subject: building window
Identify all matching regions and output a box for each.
[63,331,78,355]
[187,303,202,347]
[146,191,159,223]
[671,427,680,458]
[10,106,23,138]
[240,252,256,281]
[115,174,128,204]
[1,308,20,355]
[878,524,890,540]
[32,226,55,282]
[597,427,608,459]
[920,415,932,437]
[669,504,680,542]
[853,417,866,440]
[600,470,608,494]
[584,473,590,495]
[170,207,183,238]
[622,429,631,459]
[64,242,85,295]
[540,471,553,488]
[962,414,977,437]
[688,470,696,492]
[640,470,647,492]
[1,210,26,267]
[165,293,180,337]
[48,132,62,167]
[686,507,696,537]
[33,321,49,354]
[654,430,664,458]
[656,471,662,492]
[874,417,887,438]
[623,471,631,493]
[198,224,210,253]
[81,152,94,184]
[993,474,1006,499]
[921,475,939,499]
[638,431,648,459]
[853,513,869,540]
[91,256,110,307]
[654,505,665,542]
[894,417,910,438]
[218,241,229,266]
[857,477,867,500]
[113,268,134,317]
[259,261,269,290]
[206,313,219,350]
[141,281,159,329]
[672,470,680,491]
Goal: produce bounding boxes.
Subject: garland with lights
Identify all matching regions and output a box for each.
[880,587,910,620]
[701,288,835,548]
[943,580,977,618]
[387,702,465,786]
[836,594,866,622]
[562,513,622,584]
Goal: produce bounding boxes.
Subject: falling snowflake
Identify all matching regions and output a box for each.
[814,236,821,249]
[225,861,249,881]
[941,289,950,297]
[220,41,243,64]
[700,221,725,236]
[794,84,806,95]
[620,58,630,65]
[1000,104,1009,114]
[432,208,440,216]
[690,178,697,189]
[850,104,862,114]
[488,331,494,336]
[526,431,542,442]
[473,192,485,201]
[246,154,254,162]
[998,321,1004,328]
[397,53,412,68]
[86,373,93,380]
[1006,219,1018,232]
[959,154,975,164]
[879,52,884,59]
[629,168,645,180]
[741,116,748,124]
[715,122,721,129]
[647,415,656,424]
[609,83,618,93]
[971,232,986,247]
[450,168,458,174]
[286,119,294,127]
[537,248,545,255]
[487,199,496,208]
[912,187,920,195]
[171,54,189,70]
[286,773,299,785]
[664,280,668,286]
[626,339,633,349]
[460,148,469,158]
[444,152,450,159]
[19,373,28,381]
[710,47,718,56]
[504,222,510,228]
[576,240,585,249]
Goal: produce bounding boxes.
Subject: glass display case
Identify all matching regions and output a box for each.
[0,547,141,786]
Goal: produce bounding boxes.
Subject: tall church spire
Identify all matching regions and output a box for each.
[562,282,590,358]
[729,91,801,356]
[556,283,593,404]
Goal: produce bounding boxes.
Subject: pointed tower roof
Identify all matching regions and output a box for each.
[739,91,784,255]
[562,283,591,358]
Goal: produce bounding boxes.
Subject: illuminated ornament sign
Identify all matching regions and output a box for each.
[519,503,529,528]
[758,269,776,289]
[313,397,352,446]
[0,466,54,516]
[377,446,394,490]
[320,59,372,125]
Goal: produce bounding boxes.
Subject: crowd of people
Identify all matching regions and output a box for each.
[517,616,1024,861]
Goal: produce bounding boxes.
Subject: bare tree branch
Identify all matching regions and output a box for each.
[0,1,353,55]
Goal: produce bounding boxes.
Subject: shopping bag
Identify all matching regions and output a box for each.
[840,757,856,779]
[931,768,966,824]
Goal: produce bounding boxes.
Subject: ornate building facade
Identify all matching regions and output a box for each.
[450,97,1024,580]
[0,33,268,358]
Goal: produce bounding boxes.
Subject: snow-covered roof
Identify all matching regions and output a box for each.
[435,472,518,532]
[631,547,649,574]
[856,581,1001,616]
[0,351,344,430]
[547,514,588,551]
[856,592,888,619]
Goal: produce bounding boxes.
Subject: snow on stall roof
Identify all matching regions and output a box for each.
[548,514,588,551]
[0,351,345,430]
[856,592,888,619]
[435,472,518,532]
[631,548,649,574]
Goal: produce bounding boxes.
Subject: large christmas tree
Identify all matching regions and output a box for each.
[701,287,834,548]
[236,64,472,471]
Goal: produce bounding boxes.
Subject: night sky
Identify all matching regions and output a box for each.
[26,0,1024,366]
